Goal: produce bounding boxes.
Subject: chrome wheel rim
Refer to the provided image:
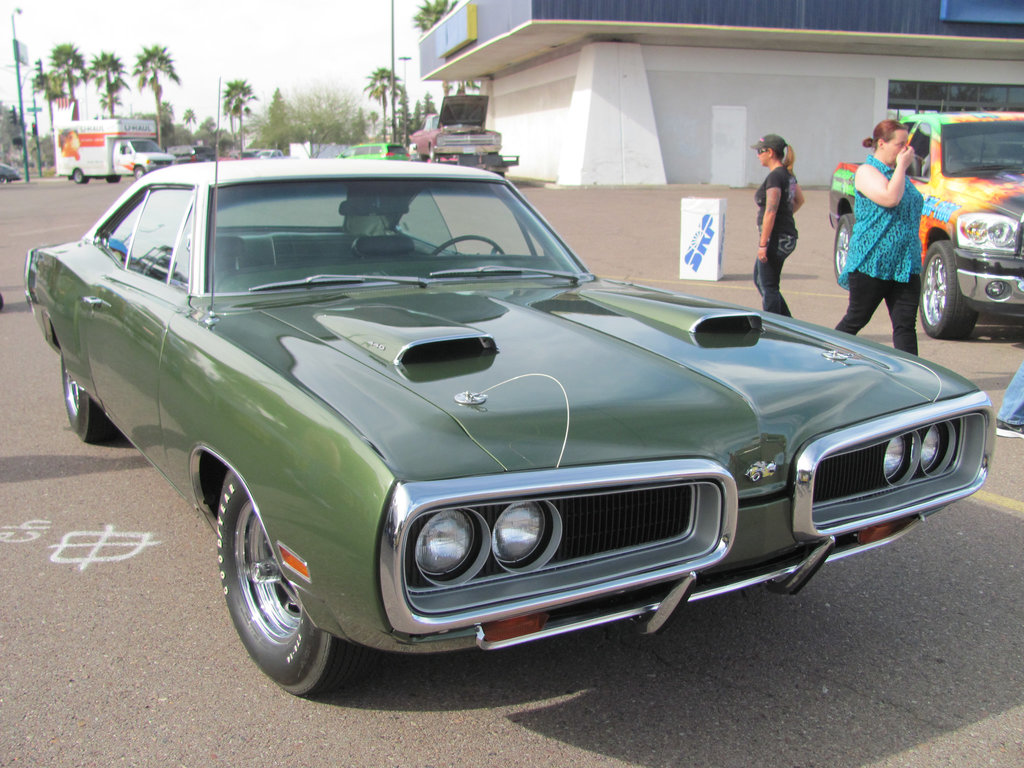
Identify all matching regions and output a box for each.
[234,500,301,643]
[835,224,850,276]
[63,368,81,419]
[922,256,946,326]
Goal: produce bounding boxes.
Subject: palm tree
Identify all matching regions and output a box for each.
[49,43,87,113]
[133,45,181,146]
[223,79,257,151]
[413,0,457,95]
[183,108,197,132]
[90,52,128,119]
[364,68,395,141]
[413,0,455,31]
[32,66,66,140]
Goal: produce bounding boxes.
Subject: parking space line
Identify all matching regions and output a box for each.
[973,490,1024,519]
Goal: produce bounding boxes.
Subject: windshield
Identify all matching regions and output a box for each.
[130,139,165,153]
[941,120,1024,176]
[207,178,585,293]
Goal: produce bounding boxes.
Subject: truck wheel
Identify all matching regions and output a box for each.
[217,472,377,696]
[833,213,854,285]
[133,166,146,180]
[71,168,89,185]
[920,240,978,339]
[105,175,120,184]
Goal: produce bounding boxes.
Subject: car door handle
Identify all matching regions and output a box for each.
[81,296,107,307]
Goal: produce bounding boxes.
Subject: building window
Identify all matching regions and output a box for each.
[888,80,1024,118]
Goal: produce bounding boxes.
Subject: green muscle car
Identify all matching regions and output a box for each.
[25,160,994,696]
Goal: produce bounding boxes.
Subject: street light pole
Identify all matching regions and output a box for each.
[10,7,30,182]
[390,0,397,144]
[399,56,411,146]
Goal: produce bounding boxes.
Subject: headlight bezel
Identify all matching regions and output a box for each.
[956,212,1018,254]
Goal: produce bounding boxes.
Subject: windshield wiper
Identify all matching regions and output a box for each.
[427,265,584,284]
[248,274,430,292]
[947,163,1019,176]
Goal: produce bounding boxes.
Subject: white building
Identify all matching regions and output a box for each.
[418,0,1024,186]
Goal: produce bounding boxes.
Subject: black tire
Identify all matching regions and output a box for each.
[61,358,118,443]
[920,240,978,339]
[71,168,89,185]
[833,213,854,286]
[217,472,376,696]
[0,292,4,311]
[133,166,146,180]
[105,175,120,184]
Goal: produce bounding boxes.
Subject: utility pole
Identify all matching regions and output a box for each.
[11,7,30,182]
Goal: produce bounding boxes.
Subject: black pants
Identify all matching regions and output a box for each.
[835,271,921,355]
[753,233,796,317]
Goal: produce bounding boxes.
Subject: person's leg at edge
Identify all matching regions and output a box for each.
[835,271,885,337]
[884,274,920,356]
[997,360,1024,438]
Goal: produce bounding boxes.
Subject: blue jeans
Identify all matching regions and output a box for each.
[754,233,797,317]
[998,360,1024,425]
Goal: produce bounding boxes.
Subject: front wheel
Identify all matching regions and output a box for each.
[833,213,854,285]
[61,359,118,443]
[217,473,376,696]
[133,166,146,180]
[920,240,978,339]
[71,168,89,184]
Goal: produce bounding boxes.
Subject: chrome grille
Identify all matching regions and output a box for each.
[405,484,694,588]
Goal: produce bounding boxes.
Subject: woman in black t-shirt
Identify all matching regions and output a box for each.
[752,133,805,316]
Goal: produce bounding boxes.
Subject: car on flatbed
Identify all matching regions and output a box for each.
[830,111,1024,339]
[25,159,993,696]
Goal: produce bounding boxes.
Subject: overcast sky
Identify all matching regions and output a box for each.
[3,0,444,125]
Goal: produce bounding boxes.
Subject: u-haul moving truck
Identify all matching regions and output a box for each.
[55,119,175,184]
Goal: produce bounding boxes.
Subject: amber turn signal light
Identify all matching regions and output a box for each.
[481,613,549,642]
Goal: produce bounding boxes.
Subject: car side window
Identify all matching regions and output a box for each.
[125,187,195,283]
[104,197,145,265]
[168,204,194,289]
[908,123,932,178]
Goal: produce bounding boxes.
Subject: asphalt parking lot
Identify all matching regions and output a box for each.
[1,176,1022,768]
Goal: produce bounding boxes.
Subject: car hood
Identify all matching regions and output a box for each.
[438,94,488,128]
[932,172,1024,218]
[212,281,976,488]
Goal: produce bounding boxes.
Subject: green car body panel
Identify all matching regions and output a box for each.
[25,160,992,686]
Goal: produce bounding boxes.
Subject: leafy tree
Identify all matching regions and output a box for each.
[289,82,367,157]
[134,45,181,147]
[90,52,128,119]
[251,89,291,151]
[365,67,397,141]
[223,79,257,151]
[182,109,197,132]
[49,44,87,111]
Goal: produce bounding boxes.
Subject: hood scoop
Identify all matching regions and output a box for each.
[691,311,763,348]
[315,304,497,379]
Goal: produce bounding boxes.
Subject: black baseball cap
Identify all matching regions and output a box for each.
[751,134,787,154]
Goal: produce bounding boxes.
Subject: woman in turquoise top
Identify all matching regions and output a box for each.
[836,120,925,354]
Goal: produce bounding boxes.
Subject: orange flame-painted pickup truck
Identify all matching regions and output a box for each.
[829,112,1024,339]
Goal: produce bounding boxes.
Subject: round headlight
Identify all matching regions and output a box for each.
[883,436,906,481]
[920,425,941,470]
[492,502,545,565]
[415,509,474,576]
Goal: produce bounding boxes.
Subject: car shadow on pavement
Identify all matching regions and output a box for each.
[324,503,1024,767]
[0,452,150,483]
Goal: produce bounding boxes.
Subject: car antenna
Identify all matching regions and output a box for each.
[204,78,222,328]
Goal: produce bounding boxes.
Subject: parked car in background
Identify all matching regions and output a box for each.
[25,159,993,698]
[341,143,410,160]
[168,145,217,164]
[410,94,518,175]
[0,162,21,182]
[241,148,285,159]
